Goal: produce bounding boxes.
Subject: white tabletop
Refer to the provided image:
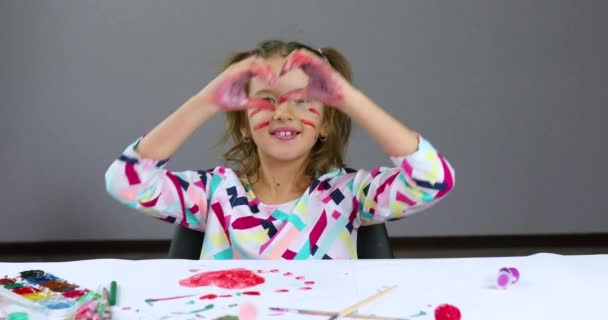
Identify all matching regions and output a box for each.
[1,253,607,320]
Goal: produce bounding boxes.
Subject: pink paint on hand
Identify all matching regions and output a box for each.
[179,268,265,289]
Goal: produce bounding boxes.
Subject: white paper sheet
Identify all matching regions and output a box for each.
[1,253,607,320]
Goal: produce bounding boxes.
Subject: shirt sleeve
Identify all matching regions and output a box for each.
[104,137,215,231]
[351,135,455,226]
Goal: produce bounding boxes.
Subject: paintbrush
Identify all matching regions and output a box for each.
[101,287,113,320]
[328,285,399,320]
[269,307,409,320]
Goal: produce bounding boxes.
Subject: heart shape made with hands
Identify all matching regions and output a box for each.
[213,50,345,112]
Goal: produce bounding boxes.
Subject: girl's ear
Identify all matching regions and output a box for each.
[241,127,250,139]
[240,111,252,138]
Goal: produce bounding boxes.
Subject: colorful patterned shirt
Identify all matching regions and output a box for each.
[104,136,455,259]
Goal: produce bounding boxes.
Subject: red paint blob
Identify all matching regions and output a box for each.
[241,291,260,296]
[63,289,88,299]
[299,287,313,290]
[179,268,265,289]
[270,269,279,273]
[275,289,289,293]
[434,304,461,320]
[283,272,293,276]
[304,281,315,285]
[0,277,15,285]
[122,307,132,310]
[220,294,233,298]
[199,294,218,300]
[12,286,41,295]
[295,276,305,280]
[256,270,264,274]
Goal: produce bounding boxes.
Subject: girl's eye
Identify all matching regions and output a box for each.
[294,99,309,105]
[262,97,277,104]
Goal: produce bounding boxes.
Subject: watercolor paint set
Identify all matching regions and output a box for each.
[0,270,100,319]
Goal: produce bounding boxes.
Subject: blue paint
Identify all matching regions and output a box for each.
[46,301,73,309]
[409,310,427,317]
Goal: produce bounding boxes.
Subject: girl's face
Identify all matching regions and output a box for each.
[245,56,327,163]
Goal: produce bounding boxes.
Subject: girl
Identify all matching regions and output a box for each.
[104,40,455,260]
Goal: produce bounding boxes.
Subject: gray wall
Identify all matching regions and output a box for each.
[1,0,607,242]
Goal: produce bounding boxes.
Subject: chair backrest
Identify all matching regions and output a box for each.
[168,223,394,259]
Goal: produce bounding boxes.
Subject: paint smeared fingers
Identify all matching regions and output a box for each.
[249,61,277,86]
[280,50,316,76]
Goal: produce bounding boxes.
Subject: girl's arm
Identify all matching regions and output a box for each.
[104,57,276,229]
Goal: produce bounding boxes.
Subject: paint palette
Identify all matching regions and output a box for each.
[0,270,100,319]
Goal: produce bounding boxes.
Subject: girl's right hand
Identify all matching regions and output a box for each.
[196,57,277,112]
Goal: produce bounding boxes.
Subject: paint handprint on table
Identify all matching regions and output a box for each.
[179,268,316,296]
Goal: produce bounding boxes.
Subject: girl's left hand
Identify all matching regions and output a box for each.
[279,49,354,108]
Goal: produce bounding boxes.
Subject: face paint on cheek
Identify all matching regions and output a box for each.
[300,119,317,129]
[308,108,321,117]
[249,105,274,118]
[254,121,271,131]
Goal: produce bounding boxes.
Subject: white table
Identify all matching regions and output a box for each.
[1,253,607,320]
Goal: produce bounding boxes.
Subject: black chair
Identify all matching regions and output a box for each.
[169,223,394,259]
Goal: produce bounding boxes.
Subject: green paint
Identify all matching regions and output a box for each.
[228,303,238,308]
[189,304,214,313]
[236,292,241,296]
[7,312,29,320]
[76,291,96,304]
[4,283,24,289]
[214,316,238,320]
[186,300,195,304]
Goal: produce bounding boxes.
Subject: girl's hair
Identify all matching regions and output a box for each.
[218,40,353,183]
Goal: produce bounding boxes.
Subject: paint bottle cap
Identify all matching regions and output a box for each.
[508,267,520,282]
[434,304,461,320]
[497,267,520,288]
[496,269,512,288]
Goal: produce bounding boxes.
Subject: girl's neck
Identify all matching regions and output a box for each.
[248,155,312,205]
